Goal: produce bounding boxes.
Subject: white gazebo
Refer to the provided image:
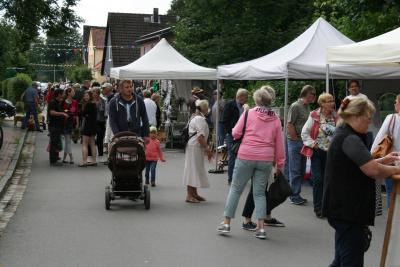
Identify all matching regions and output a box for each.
[110,38,216,80]
[327,26,400,66]
[217,17,400,129]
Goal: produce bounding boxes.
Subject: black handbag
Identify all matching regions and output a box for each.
[231,110,248,155]
[267,172,292,212]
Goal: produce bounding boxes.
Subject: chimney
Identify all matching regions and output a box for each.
[153,8,159,23]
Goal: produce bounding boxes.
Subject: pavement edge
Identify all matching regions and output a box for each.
[0,130,28,199]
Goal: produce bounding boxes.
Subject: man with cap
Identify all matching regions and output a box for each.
[188,86,204,114]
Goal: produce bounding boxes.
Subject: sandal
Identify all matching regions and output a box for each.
[185,197,200,203]
[78,163,88,167]
[88,162,97,166]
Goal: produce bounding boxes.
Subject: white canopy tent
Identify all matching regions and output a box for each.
[327,27,400,66]
[110,38,223,172]
[217,17,400,130]
[110,38,216,80]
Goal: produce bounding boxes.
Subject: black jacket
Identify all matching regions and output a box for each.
[322,124,376,226]
[222,100,241,135]
[108,94,149,137]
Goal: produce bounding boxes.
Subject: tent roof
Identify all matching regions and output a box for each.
[217,18,400,80]
[110,38,216,80]
[327,27,400,66]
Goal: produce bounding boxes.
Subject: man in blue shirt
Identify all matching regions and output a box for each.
[22,82,42,132]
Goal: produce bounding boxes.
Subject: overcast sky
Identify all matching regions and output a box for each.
[73,0,173,30]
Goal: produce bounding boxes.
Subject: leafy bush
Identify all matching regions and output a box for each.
[1,78,10,99]
[16,73,32,85]
[66,65,93,83]
[7,76,30,103]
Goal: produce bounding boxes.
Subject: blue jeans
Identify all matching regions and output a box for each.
[217,122,225,146]
[311,148,327,211]
[224,159,272,220]
[328,218,365,267]
[145,161,157,183]
[385,177,393,208]
[23,102,40,130]
[287,139,305,200]
[226,134,236,183]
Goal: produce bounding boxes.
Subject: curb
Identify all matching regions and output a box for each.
[0,129,28,199]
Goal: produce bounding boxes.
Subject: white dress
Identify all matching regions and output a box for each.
[182,115,210,188]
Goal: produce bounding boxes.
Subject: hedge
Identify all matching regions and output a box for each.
[7,76,30,104]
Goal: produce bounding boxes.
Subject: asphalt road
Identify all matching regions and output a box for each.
[0,132,388,267]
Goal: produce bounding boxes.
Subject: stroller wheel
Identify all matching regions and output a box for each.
[144,185,151,210]
[105,186,111,210]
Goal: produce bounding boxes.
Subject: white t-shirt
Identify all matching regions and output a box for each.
[144,98,157,127]
[345,93,368,100]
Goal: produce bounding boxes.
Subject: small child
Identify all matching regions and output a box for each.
[145,126,165,186]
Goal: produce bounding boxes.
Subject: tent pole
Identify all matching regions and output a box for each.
[215,80,220,169]
[326,64,330,93]
[283,74,289,138]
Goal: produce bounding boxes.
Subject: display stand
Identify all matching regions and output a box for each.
[381,174,400,267]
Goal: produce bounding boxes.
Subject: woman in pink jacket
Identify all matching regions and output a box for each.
[217,87,285,239]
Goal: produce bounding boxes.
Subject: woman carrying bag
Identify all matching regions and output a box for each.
[217,87,285,240]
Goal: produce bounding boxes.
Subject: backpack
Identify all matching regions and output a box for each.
[181,116,198,147]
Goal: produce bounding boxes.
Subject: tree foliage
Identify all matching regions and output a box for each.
[313,0,400,41]
[65,65,93,83]
[169,0,314,68]
[0,0,83,50]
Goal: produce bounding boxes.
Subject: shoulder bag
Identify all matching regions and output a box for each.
[372,114,396,159]
[231,110,249,155]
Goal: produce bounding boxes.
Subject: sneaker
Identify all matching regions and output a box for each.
[255,229,267,239]
[242,221,257,231]
[299,196,308,203]
[264,218,285,227]
[217,224,231,234]
[290,197,306,205]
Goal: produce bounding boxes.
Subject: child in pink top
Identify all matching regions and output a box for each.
[145,126,165,186]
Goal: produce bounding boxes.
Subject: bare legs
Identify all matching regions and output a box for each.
[82,135,97,165]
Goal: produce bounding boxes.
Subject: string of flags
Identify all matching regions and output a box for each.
[29,63,77,67]
[30,45,136,51]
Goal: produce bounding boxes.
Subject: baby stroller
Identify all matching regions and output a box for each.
[105,131,150,210]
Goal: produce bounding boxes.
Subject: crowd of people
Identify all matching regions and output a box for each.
[23,78,400,265]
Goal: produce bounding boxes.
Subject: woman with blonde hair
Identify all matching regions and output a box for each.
[323,98,400,266]
[217,87,285,239]
[371,94,400,207]
[301,93,336,218]
[182,99,213,203]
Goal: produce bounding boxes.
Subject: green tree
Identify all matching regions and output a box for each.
[313,0,400,41]
[169,0,314,68]
[66,65,92,83]
[0,0,83,51]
